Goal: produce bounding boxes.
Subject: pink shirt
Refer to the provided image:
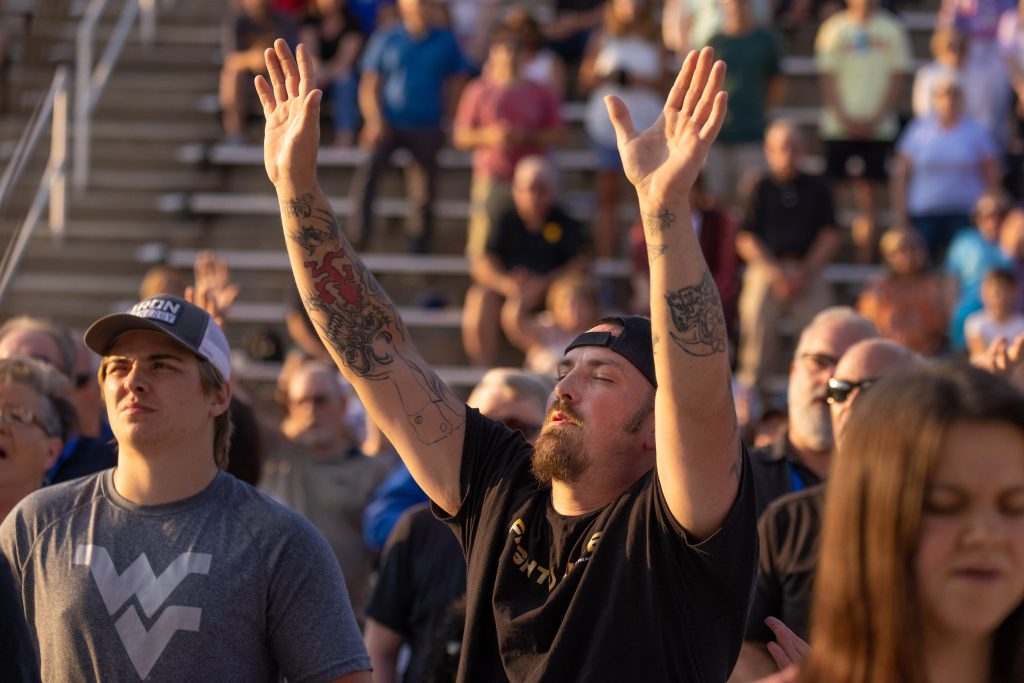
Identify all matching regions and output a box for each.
[454,77,563,181]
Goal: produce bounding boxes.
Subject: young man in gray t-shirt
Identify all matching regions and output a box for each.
[0,295,371,682]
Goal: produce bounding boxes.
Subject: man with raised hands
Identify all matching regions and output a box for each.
[259,40,756,681]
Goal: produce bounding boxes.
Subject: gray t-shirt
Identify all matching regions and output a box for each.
[0,470,371,682]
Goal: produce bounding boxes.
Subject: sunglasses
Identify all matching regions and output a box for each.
[825,377,878,405]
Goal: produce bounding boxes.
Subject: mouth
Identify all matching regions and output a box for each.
[0,446,6,460]
[952,567,1004,583]
[120,403,154,416]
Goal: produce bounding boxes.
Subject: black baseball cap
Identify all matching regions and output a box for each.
[565,315,656,387]
[84,295,232,380]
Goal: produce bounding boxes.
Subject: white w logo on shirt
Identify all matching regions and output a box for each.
[74,544,212,679]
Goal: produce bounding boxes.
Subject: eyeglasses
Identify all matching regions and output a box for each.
[799,352,840,373]
[0,405,50,432]
[825,377,878,405]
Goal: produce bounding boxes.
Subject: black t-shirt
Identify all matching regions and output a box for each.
[748,430,823,521]
[303,10,364,63]
[434,409,758,682]
[745,484,824,643]
[365,503,467,683]
[742,172,836,260]
[487,205,589,275]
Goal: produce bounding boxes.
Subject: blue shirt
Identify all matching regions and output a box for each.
[360,25,469,128]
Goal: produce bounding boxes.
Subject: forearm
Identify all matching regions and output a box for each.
[359,73,384,125]
[275,181,465,511]
[470,256,513,294]
[889,157,910,221]
[735,231,779,271]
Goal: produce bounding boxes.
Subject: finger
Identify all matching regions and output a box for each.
[691,59,726,130]
[665,49,699,113]
[1010,332,1024,363]
[275,39,301,99]
[255,75,276,116]
[681,46,714,117]
[303,88,324,127]
[264,47,288,104]
[184,285,196,305]
[766,641,792,670]
[296,43,315,98]
[605,94,639,149]
[700,91,728,141]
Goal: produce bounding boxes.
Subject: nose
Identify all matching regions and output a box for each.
[122,363,148,395]
[961,506,1006,548]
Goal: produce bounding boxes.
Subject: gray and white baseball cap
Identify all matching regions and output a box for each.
[84,295,231,380]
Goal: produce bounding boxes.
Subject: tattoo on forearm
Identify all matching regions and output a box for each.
[642,209,676,235]
[286,193,315,218]
[286,195,463,444]
[664,270,727,357]
[647,243,668,261]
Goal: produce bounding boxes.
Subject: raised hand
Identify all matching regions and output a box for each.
[255,39,322,187]
[185,250,240,329]
[605,47,726,204]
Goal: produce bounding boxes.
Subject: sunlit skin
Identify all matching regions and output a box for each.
[0,330,65,375]
[283,364,354,457]
[916,422,1024,664]
[0,380,61,519]
[102,331,229,469]
[829,339,917,444]
[534,324,656,513]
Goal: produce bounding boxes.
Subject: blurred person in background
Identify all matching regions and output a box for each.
[300,0,366,147]
[891,74,1001,264]
[579,0,668,259]
[0,317,116,483]
[815,0,912,262]
[857,227,950,357]
[735,120,840,394]
[454,27,564,261]
[944,192,1015,352]
[221,0,299,143]
[461,155,590,368]
[262,358,393,616]
[965,267,1024,360]
[503,9,567,97]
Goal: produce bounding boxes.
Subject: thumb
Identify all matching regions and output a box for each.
[604,94,637,151]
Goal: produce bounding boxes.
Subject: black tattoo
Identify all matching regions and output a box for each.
[286,193,315,218]
[664,270,727,357]
[642,209,676,235]
[286,194,462,444]
[647,243,668,261]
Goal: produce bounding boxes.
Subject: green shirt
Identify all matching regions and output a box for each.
[707,28,781,144]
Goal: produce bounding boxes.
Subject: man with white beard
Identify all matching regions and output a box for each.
[747,307,876,519]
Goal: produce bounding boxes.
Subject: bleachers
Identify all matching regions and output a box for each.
[0,0,939,400]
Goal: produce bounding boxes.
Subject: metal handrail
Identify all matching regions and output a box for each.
[73,0,157,191]
[0,67,69,305]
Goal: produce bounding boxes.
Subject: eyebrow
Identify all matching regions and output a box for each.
[106,353,185,364]
[557,357,627,374]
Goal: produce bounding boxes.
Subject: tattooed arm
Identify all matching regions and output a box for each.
[605,47,740,539]
[257,40,466,515]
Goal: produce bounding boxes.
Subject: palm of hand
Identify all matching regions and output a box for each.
[256,41,321,186]
[608,48,726,205]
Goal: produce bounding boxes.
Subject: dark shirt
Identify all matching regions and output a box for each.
[365,504,466,683]
[303,10,364,63]
[487,205,589,274]
[0,554,40,683]
[226,396,263,486]
[742,172,836,260]
[434,409,757,682]
[748,429,823,520]
[49,431,117,485]
[745,484,824,643]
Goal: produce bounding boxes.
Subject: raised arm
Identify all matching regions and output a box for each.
[257,40,465,515]
[606,47,739,538]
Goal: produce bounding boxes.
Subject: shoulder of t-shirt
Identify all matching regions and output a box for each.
[0,474,105,567]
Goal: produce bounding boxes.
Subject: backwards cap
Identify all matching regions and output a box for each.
[84,295,232,380]
[564,315,656,387]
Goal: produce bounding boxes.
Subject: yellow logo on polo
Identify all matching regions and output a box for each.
[542,222,563,244]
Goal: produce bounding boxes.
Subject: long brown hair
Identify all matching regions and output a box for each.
[801,362,1024,683]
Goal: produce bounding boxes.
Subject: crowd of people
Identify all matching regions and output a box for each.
[1,0,1024,681]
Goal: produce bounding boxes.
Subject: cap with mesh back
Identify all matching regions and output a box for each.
[564,315,656,387]
[84,295,231,380]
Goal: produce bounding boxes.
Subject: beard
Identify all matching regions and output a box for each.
[787,384,834,452]
[530,402,588,485]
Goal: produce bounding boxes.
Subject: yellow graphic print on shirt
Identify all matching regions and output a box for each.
[507,517,602,592]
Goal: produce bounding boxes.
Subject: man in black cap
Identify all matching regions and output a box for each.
[261,40,755,680]
[0,295,371,682]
